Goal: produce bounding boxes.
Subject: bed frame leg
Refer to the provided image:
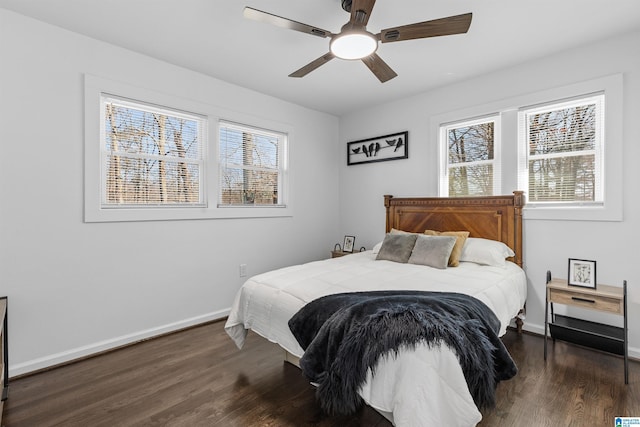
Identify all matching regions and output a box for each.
[515,317,523,333]
[515,308,525,333]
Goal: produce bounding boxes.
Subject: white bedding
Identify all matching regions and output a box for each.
[225,250,526,426]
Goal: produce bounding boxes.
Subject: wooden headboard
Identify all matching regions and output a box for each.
[384,191,525,267]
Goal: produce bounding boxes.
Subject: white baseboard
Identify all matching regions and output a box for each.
[521,321,545,336]
[11,313,638,377]
[521,321,640,360]
[10,308,230,377]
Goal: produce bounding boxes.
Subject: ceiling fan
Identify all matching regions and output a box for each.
[243,0,472,83]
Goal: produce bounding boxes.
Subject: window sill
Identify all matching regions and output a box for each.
[84,205,293,223]
[523,203,621,222]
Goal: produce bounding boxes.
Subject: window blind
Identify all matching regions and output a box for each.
[101,95,206,208]
[520,94,604,205]
[218,121,285,206]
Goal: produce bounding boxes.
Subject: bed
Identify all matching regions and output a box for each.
[225,192,526,426]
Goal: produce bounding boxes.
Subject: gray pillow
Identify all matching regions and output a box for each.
[408,235,457,269]
[375,233,418,263]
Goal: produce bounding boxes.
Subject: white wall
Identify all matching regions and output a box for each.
[339,31,640,357]
[2,7,638,378]
[0,9,340,376]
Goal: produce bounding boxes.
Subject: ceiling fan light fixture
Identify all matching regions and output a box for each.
[330,32,377,60]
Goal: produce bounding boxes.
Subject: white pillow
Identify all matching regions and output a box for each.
[459,237,515,267]
[372,241,383,254]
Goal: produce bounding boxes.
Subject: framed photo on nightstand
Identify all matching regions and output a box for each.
[568,258,596,288]
[343,235,355,253]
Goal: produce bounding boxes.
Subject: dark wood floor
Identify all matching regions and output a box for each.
[3,320,638,426]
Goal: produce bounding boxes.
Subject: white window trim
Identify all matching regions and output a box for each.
[431,74,622,221]
[84,74,293,222]
[439,114,502,197]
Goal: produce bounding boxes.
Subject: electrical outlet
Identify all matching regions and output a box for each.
[239,264,247,277]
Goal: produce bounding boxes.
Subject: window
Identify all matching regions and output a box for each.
[431,74,621,221]
[101,95,206,208]
[218,121,287,207]
[85,74,293,222]
[519,94,604,206]
[440,115,501,197]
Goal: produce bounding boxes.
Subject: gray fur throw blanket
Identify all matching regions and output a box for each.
[288,290,517,416]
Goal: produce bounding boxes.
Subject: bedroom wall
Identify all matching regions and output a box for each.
[0,9,340,376]
[338,30,640,358]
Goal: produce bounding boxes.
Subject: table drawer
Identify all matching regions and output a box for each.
[548,288,623,314]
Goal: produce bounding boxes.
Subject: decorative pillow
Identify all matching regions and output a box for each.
[460,237,515,268]
[408,235,457,269]
[423,230,470,267]
[390,228,417,235]
[373,229,420,254]
[375,233,418,263]
[375,229,416,255]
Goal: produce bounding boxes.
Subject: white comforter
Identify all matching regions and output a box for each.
[225,251,526,426]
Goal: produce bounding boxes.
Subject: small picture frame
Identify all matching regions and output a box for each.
[343,235,355,253]
[568,258,597,289]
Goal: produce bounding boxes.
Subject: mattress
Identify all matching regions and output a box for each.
[224,250,526,426]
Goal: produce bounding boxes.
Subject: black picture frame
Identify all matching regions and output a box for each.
[568,258,597,289]
[343,235,355,253]
[347,131,408,165]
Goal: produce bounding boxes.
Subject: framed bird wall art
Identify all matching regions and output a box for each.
[347,131,408,165]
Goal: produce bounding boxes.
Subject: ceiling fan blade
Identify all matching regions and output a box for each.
[350,0,376,26]
[244,7,334,38]
[289,52,336,78]
[361,53,397,83]
[379,13,472,43]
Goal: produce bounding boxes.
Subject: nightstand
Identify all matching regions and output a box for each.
[331,250,353,258]
[544,271,628,384]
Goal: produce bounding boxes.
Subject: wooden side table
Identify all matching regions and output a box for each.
[544,272,628,384]
[331,250,353,258]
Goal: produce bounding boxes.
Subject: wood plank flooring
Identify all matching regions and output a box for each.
[3,320,639,426]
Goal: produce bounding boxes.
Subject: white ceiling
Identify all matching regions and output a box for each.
[2,0,640,116]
